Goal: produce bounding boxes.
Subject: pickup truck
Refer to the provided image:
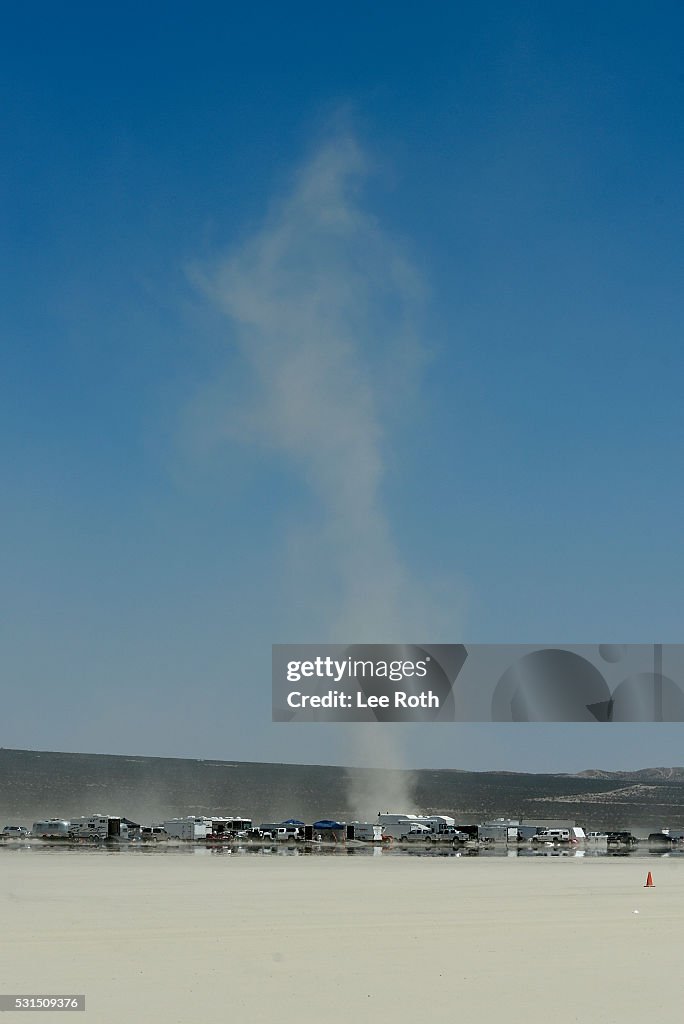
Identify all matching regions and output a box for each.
[531,829,572,844]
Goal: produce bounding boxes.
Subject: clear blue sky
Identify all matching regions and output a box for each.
[3,2,684,771]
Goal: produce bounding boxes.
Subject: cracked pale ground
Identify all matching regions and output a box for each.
[0,850,677,1023]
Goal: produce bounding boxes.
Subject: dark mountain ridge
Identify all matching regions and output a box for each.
[2,748,684,829]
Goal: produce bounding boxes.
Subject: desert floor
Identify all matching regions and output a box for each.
[0,847,679,1023]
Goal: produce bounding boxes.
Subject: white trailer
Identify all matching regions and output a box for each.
[68,815,129,841]
[163,817,210,841]
[419,815,457,835]
[378,813,456,839]
[207,816,253,835]
[378,816,432,841]
[350,822,384,842]
[378,813,421,827]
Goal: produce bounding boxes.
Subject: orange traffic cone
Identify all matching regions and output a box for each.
[645,871,655,888]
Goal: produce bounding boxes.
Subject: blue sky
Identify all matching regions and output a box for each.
[3,2,684,772]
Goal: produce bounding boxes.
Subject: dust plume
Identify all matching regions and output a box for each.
[196,128,457,818]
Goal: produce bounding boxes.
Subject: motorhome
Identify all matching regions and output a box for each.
[208,816,252,836]
[223,816,252,832]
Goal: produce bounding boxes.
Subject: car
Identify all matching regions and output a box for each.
[2,825,29,838]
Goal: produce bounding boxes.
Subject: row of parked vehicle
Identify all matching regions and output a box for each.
[531,829,638,845]
[4,819,684,848]
[534,829,683,848]
[1,821,167,842]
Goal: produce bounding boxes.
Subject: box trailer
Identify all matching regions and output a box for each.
[163,817,209,841]
[348,822,384,842]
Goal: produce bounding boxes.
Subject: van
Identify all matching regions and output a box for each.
[140,826,168,842]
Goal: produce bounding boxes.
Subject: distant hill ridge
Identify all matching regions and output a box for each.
[2,748,684,829]
[576,767,684,780]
